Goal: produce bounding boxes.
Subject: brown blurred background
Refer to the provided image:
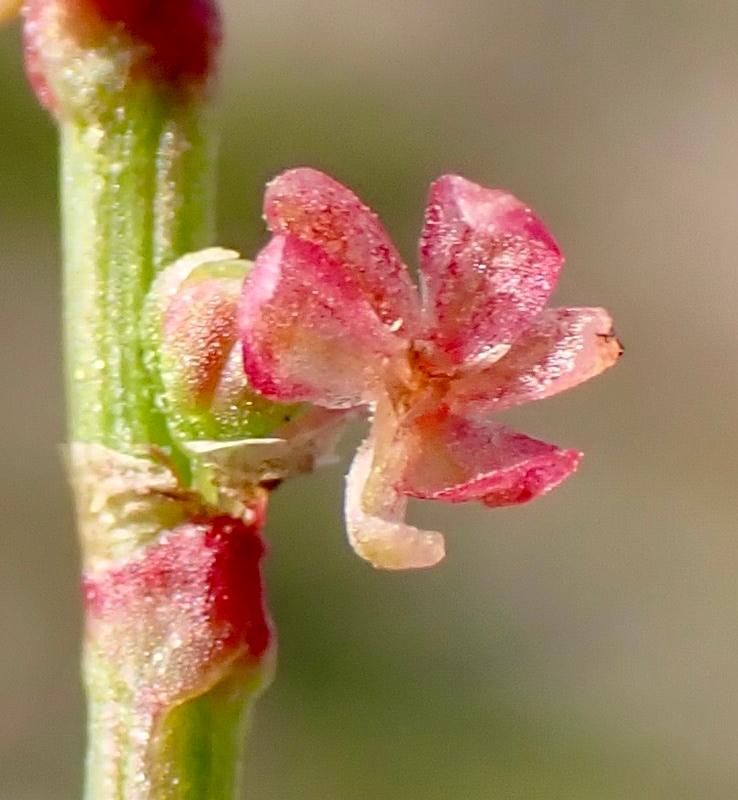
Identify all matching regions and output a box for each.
[2,1,738,797]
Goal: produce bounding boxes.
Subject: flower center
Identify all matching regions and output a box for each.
[381,343,453,424]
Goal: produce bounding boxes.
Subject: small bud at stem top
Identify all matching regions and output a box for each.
[24,0,221,117]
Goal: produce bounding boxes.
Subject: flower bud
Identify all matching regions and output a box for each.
[143,248,299,446]
[23,0,221,117]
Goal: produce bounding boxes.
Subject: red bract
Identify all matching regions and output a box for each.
[238,169,622,570]
[84,509,272,715]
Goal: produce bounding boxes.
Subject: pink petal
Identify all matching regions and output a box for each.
[344,412,445,570]
[401,413,580,507]
[419,175,563,365]
[449,307,623,414]
[238,235,404,408]
[264,168,421,335]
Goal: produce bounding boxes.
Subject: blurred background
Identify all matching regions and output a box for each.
[2,1,738,797]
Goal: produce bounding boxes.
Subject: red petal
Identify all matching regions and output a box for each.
[419,175,563,365]
[401,413,580,507]
[264,168,421,335]
[238,235,404,408]
[449,307,623,414]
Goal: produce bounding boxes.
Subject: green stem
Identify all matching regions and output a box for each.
[84,645,267,800]
[61,90,213,450]
[61,88,263,799]
[153,670,264,800]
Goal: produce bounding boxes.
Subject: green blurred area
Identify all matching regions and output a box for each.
[2,1,738,798]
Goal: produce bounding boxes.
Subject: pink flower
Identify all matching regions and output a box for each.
[238,169,621,570]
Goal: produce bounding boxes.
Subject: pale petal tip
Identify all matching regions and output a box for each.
[574,309,623,385]
[596,322,624,370]
[349,523,446,571]
[345,437,446,570]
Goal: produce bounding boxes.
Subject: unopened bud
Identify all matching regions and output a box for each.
[23,0,221,117]
[143,249,299,446]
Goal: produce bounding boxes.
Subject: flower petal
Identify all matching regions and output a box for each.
[345,431,445,570]
[419,175,563,365]
[449,307,622,414]
[238,235,404,408]
[264,168,421,334]
[401,413,580,507]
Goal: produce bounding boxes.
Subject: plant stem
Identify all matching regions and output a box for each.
[61,91,213,451]
[84,647,267,800]
[61,82,268,800]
